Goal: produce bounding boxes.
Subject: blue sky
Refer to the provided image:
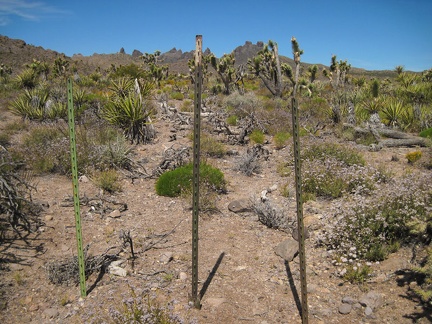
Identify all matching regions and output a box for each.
[1,0,431,72]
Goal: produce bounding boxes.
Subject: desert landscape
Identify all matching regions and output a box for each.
[1,35,432,323]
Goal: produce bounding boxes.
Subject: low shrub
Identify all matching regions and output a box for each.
[93,169,122,193]
[200,135,226,158]
[170,91,184,100]
[406,150,422,164]
[273,131,291,149]
[302,143,365,167]
[343,264,372,284]
[320,174,432,262]
[249,129,265,144]
[155,162,226,197]
[234,151,262,176]
[226,115,238,126]
[419,127,432,139]
[12,121,131,175]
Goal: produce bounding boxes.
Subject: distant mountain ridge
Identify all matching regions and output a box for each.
[0,35,396,78]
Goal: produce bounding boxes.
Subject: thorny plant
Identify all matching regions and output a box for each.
[0,148,41,236]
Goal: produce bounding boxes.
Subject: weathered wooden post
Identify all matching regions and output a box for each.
[191,34,202,309]
[67,78,87,297]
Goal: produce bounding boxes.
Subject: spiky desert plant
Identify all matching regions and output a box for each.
[14,68,38,89]
[102,79,154,143]
[9,87,49,120]
[380,98,405,127]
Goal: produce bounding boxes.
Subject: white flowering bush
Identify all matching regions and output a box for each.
[319,174,432,262]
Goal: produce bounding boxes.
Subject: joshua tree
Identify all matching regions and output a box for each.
[208,52,245,95]
[307,64,318,84]
[52,56,69,78]
[141,51,168,87]
[247,40,294,98]
[188,53,211,85]
[323,55,351,88]
[394,65,405,75]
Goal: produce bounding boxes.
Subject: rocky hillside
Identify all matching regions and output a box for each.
[0,35,398,78]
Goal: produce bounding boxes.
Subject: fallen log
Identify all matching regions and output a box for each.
[344,123,428,148]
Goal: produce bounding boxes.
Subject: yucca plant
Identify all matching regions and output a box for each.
[14,68,38,89]
[380,99,405,127]
[9,88,49,120]
[102,79,154,143]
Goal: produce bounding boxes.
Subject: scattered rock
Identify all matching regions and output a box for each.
[291,228,310,241]
[267,184,278,192]
[338,303,352,314]
[44,215,53,221]
[108,209,121,218]
[160,252,173,264]
[43,307,59,319]
[79,175,89,183]
[108,260,127,277]
[342,296,357,305]
[364,306,373,316]
[359,290,384,310]
[228,199,251,213]
[178,272,187,280]
[274,238,298,262]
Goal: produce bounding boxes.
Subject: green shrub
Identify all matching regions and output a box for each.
[412,246,432,304]
[249,129,265,144]
[200,135,226,158]
[226,115,238,126]
[420,127,432,138]
[13,121,131,175]
[180,99,193,112]
[155,162,226,197]
[406,150,422,164]
[302,143,365,167]
[343,264,372,284]
[93,169,122,193]
[273,131,291,149]
[170,91,184,100]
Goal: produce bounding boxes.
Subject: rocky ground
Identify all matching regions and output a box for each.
[1,110,431,324]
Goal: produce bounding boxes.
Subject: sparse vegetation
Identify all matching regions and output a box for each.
[2,34,432,323]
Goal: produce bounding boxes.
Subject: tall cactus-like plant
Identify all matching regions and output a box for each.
[247,40,294,98]
[208,52,245,95]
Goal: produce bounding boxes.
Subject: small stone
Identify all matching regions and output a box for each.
[342,296,357,305]
[338,303,352,314]
[364,306,373,316]
[43,308,59,319]
[79,175,89,183]
[359,290,384,310]
[228,199,251,213]
[291,228,310,241]
[160,252,173,264]
[307,284,317,293]
[178,272,187,280]
[274,239,298,262]
[108,209,121,218]
[268,184,278,192]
